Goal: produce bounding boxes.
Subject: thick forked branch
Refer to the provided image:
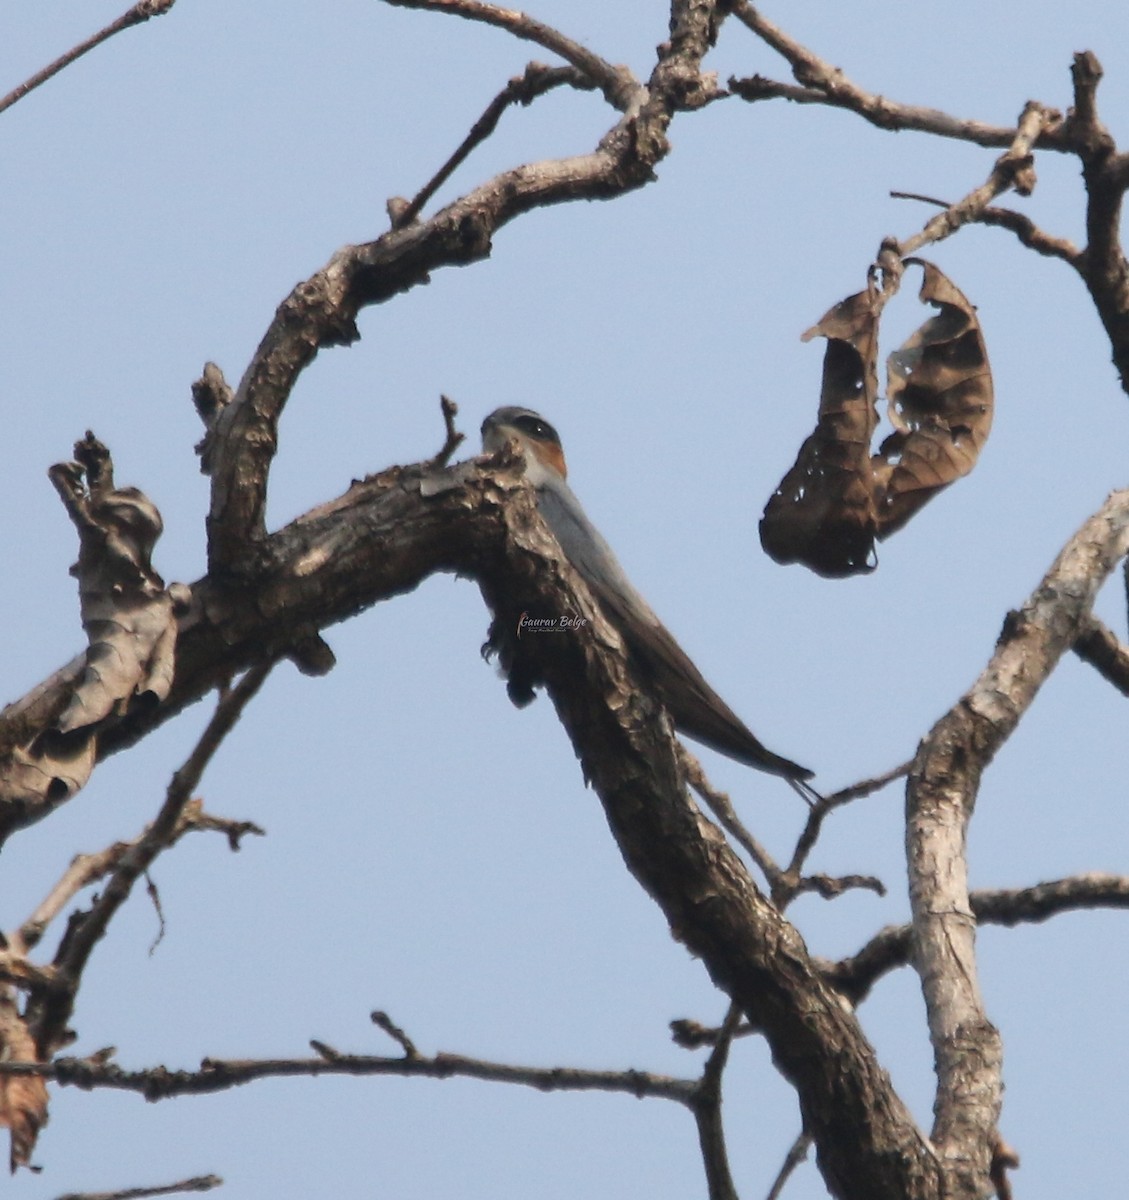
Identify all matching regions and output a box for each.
[907,489,1129,1182]
[204,157,633,569]
[474,478,937,1199]
[201,0,716,571]
[4,446,936,1197]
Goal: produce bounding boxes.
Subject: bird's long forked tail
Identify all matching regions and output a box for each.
[621,614,818,799]
[787,776,825,807]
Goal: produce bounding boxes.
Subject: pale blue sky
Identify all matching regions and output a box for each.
[3,3,1128,1197]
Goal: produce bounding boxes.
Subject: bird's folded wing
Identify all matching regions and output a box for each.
[536,483,812,780]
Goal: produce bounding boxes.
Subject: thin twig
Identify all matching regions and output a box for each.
[789,872,886,902]
[427,396,467,469]
[768,761,908,908]
[382,0,638,110]
[392,63,592,229]
[680,748,781,888]
[14,843,131,955]
[892,190,1083,265]
[8,801,263,963]
[692,1004,742,1200]
[144,872,166,955]
[0,0,178,116]
[976,205,1083,264]
[727,3,1068,153]
[1073,614,1129,696]
[0,1044,696,1106]
[765,1132,813,1200]
[895,101,1057,258]
[52,1174,222,1200]
[28,664,273,1053]
[370,1010,420,1058]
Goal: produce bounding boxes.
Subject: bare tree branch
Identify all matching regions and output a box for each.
[1065,52,1129,391]
[770,761,909,908]
[974,205,1083,265]
[382,0,639,110]
[691,1004,742,1200]
[908,488,1129,1184]
[890,190,1084,266]
[24,664,273,1056]
[52,1174,223,1200]
[470,490,939,1196]
[726,5,1129,409]
[0,1044,695,1106]
[680,748,782,887]
[1073,613,1129,695]
[199,18,653,571]
[7,4,1128,1195]
[765,1132,813,1200]
[894,102,1057,258]
[727,2,1069,152]
[5,800,260,965]
[426,396,468,471]
[827,873,1129,1005]
[0,1,178,116]
[391,62,595,230]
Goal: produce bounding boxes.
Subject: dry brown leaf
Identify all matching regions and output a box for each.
[875,259,994,537]
[48,437,177,734]
[0,995,49,1172]
[759,287,881,577]
[760,262,993,576]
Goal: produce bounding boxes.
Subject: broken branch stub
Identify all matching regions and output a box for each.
[760,262,992,576]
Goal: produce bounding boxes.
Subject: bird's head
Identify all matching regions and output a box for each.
[481,406,567,485]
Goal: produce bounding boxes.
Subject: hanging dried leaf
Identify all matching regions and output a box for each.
[874,259,994,537]
[760,261,993,576]
[759,288,881,577]
[0,996,49,1172]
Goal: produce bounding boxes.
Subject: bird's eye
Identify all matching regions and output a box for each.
[514,414,559,444]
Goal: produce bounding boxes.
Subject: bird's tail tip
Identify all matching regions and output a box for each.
[788,776,824,807]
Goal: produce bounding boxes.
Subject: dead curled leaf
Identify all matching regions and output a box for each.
[760,260,993,577]
[0,435,176,821]
[0,996,49,1172]
[759,286,881,578]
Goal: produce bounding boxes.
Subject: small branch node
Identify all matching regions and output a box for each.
[371,1010,420,1059]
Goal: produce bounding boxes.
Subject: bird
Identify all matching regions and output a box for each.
[480,405,815,796]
